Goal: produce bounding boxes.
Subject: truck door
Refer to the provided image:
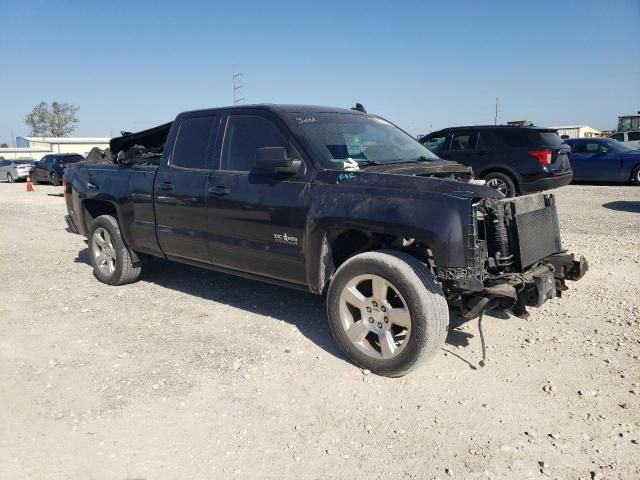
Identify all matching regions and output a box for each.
[154,113,219,263]
[205,112,309,286]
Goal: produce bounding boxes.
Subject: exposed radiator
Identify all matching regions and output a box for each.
[502,193,563,270]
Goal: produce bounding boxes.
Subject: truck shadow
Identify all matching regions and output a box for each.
[75,247,488,368]
[602,201,640,213]
[75,247,343,359]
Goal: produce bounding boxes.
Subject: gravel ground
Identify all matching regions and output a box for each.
[0,182,639,480]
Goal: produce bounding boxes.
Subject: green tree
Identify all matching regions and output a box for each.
[0,143,8,148]
[25,101,79,137]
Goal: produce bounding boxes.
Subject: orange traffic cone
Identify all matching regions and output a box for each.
[26,177,34,192]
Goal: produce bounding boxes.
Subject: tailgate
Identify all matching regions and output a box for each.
[549,147,571,173]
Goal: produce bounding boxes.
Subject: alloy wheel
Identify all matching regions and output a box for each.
[7,173,13,183]
[338,274,412,360]
[92,227,116,275]
[486,178,508,196]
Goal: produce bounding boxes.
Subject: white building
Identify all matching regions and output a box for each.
[0,136,110,160]
[550,125,601,138]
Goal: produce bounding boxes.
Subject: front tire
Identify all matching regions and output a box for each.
[327,250,449,377]
[31,175,38,185]
[6,173,13,183]
[50,173,61,186]
[483,171,517,197]
[89,215,142,285]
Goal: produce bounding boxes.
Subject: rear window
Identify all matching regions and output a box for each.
[539,132,565,146]
[59,155,84,163]
[14,160,34,165]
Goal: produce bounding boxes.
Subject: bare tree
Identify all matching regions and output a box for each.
[25,101,79,137]
[49,102,79,136]
[25,101,51,136]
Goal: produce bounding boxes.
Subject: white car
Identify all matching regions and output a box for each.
[0,158,36,182]
[610,131,640,149]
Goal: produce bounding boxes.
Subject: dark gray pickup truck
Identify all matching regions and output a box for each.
[64,104,587,376]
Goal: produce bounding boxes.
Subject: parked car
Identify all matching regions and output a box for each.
[419,126,573,197]
[564,138,640,184]
[63,105,587,376]
[31,153,85,186]
[0,158,35,182]
[609,131,640,149]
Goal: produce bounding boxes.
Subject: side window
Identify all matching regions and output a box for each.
[628,132,640,141]
[171,116,217,170]
[221,115,287,172]
[451,132,477,150]
[494,130,533,147]
[585,142,602,153]
[611,133,624,141]
[422,134,449,154]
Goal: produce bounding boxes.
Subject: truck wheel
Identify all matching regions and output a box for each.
[632,165,640,186]
[50,173,61,186]
[88,215,142,285]
[327,250,449,377]
[31,175,38,185]
[483,171,517,197]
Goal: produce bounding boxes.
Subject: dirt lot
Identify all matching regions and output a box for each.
[0,182,639,480]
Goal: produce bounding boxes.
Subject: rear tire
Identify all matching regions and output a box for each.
[50,173,61,186]
[632,165,640,186]
[327,250,449,377]
[89,215,142,285]
[483,171,517,197]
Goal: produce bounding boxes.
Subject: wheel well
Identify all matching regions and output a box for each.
[330,230,387,269]
[320,229,433,291]
[480,168,519,193]
[82,200,117,231]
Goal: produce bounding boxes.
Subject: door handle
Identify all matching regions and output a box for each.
[208,185,231,196]
[158,181,174,191]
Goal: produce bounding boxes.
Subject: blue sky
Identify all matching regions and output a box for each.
[1,0,639,144]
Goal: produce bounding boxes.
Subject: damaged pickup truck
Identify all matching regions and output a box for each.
[63,104,588,376]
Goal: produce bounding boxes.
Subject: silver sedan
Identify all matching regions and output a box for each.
[0,159,36,182]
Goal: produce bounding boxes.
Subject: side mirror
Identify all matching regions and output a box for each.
[255,146,302,175]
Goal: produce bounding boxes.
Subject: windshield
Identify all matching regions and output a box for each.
[608,138,638,153]
[290,112,439,167]
[618,116,640,131]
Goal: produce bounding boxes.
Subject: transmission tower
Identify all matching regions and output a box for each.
[233,66,244,105]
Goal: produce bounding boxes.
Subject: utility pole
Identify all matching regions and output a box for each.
[233,65,244,105]
[494,97,500,125]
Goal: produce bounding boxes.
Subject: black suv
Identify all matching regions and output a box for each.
[30,154,85,186]
[419,126,572,197]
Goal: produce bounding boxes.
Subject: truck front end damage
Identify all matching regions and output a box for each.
[442,192,588,320]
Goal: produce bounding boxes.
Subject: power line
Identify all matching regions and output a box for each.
[233,65,245,105]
